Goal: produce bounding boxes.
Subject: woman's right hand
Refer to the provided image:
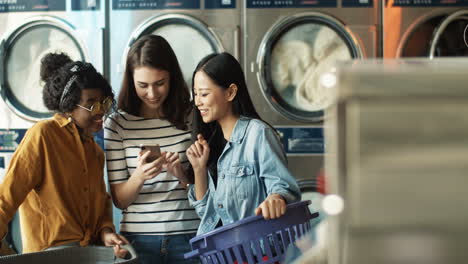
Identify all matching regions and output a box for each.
[132,150,166,183]
[187,134,210,171]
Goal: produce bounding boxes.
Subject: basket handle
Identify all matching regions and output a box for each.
[184,237,212,259]
[184,248,202,259]
[308,212,320,221]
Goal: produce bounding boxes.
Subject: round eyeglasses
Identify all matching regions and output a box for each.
[76,97,113,115]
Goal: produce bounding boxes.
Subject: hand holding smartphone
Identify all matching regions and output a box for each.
[139,144,162,163]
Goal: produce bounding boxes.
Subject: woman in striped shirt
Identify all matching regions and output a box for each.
[104,35,199,264]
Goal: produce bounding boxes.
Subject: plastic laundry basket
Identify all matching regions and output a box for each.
[184,200,319,264]
[0,244,138,264]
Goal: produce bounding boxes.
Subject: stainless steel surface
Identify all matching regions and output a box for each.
[326,58,468,264]
[243,1,378,182]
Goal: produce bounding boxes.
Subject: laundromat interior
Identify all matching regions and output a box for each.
[0,0,468,263]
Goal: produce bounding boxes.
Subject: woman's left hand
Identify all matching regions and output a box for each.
[255,194,287,220]
[164,152,188,185]
[100,228,129,258]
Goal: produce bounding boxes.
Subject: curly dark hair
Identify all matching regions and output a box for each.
[118,35,191,130]
[41,52,114,113]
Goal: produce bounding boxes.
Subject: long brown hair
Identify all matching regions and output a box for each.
[118,35,190,130]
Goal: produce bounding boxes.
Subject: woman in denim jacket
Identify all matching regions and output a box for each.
[186,52,301,235]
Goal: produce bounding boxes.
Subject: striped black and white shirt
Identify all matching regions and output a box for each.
[104,111,200,235]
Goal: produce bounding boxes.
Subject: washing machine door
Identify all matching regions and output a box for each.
[125,14,224,89]
[0,16,87,122]
[398,10,468,58]
[430,10,468,58]
[298,179,325,226]
[257,12,362,122]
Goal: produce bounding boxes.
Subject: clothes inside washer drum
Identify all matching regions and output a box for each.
[271,40,315,93]
[0,246,138,264]
[7,28,82,114]
[296,28,352,111]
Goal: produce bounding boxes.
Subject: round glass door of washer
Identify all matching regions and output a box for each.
[128,14,223,90]
[258,13,362,122]
[2,19,85,121]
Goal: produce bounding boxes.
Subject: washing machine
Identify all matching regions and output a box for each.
[243,0,378,195]
[0,0,106,253]
[110,0,241,95]
[384,0,468,58]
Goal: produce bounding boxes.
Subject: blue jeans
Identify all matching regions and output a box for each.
[122,233,199,264]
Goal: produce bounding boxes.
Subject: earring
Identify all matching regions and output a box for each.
[67,113,73,123]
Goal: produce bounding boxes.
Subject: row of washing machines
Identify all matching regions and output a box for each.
[0,0,380,195]
[0,0,467,253]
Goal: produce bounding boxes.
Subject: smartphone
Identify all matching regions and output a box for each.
[139,144,161,162]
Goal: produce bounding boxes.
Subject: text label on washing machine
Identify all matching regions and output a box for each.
[342,0,373,7]
[72,0,101,10]
[0,129,104,152]
[389,0,468,6]
[112,0,200,10]
[205,0,236,9]
[0,0,65,12]
[0,129,26,153]
[247,0,336,8]
[275,127,324,155]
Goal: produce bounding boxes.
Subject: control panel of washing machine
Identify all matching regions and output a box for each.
[112,0,200,10]
[389,0,468,7]
[342,0,373,7]
[0,0,65,12]
[246,0,336,8]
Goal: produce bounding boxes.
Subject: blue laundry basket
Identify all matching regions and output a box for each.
[184,200,319,264]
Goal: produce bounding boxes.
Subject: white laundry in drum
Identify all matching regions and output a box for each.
[296,27,351,112]
[271,40,316,95]
[7,28,82,114]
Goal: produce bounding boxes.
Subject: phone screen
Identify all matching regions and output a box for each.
[140,144,161,162]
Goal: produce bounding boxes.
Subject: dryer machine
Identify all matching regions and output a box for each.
[384,0,468,58]
[110,0,241,94]
[243,0,378,192]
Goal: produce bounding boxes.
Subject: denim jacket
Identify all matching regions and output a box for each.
[188,116,301,235]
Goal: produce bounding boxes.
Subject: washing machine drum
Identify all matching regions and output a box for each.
[257,13,362,122]
[400,10,468,58]
[126,14,223,90]
[1,20,86,121]
[150,25,216,88]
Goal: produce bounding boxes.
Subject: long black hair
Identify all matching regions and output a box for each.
[118,34,191,130]
[191,52,265,179]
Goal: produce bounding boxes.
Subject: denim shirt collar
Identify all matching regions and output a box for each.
[228,116,250,144]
